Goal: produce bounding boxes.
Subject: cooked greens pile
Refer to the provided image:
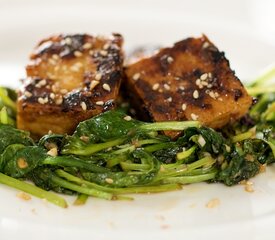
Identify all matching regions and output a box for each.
[0,66,275,208]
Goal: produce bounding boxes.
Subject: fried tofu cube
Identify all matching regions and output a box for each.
[17,33,124,138]
[125,35,252,138]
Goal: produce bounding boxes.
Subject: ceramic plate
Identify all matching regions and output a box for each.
[0,1,275,239]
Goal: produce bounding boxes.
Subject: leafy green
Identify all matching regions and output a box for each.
[0,65,275,207]
[0,124,33,154]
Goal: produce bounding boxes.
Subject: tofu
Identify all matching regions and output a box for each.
[125,35,252,138]
[17,33,124,138]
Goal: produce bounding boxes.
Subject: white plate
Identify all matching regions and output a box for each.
[1,0,275,239]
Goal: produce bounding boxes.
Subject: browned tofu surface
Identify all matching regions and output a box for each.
[125,35,252,138]
[17,33,124,138]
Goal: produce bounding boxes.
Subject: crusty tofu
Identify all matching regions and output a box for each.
[17,33,124,138]
[125,35,252,138]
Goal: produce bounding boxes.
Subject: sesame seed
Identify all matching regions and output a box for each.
[70,64,80,72]
[60,89,68,94]
[80,101,87,111]
[52,54,60,60]
[132,73,140,81]
[205,198,220,208]
[167,97,172,102]
[103,83,111,92]
[52,84,59,93]
[95,73,102,81]
[209,91,216,99]
[225,144,231,152]
[62,65,68,71]
[49,59,56,65]
[191,113,198,120]
[36,79,47,88]
[65,37,72,45]
[207,84,213,88]
[100,50,108,56]
[24,91,32,98]
[44,97,48,103]
[103,43,110,50]
[40,79,47,86]
[198,135,206,147]
[105,178,114,184]
[46,72,55,79]
[83,42,92,49]
[200,73,208,81]
[74,51,83,57]
[245,183,254,193]
[55,97,63,105]
[174,76,181,81]
[202,42,210,49]
[198,84,204,89]
[17,192,31,201]
[201,81,208,86]
[38,97,45,104]
[193,90,199,99]
[124,116,132,121]
[50,93,55,99]
[89,50,94,55]
[47,147,58,157]
[96,101,104,106]
[214,92,220,97]
[167,56,174,63]
[195,79,201,86]
[80,136,89,142]
[17,158,28,169]
[164,83,170,90]
[90,80,100,90]
[181,103,187,111]
[179,86,185,90]
[152,83,160,91]
[208,72,212,78]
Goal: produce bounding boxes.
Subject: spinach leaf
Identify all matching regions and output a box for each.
[1,145,47,178]
[0,124,34,154]
[82,149,160,187]
[216,151,260,186]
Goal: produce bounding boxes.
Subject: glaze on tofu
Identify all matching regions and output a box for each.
[17,33,124,138]
[125,35,252,138]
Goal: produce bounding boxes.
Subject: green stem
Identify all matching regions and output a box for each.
[139,121,200,131]
[138,139,162,145]
[232,131,253,143]
[56,169,181,194]
[156,156,215,180]
[50,173,114,200]
[249,64,275,88]
[73,194,88,206]
[62,138,126,156]
[112,145,135,155]
[144,142,175,152]
[162,171,217,184]
[112,139,162,155]
[0,87,17,112]
[176,146,197,161]
[120,162,150,171]
[106,156,127,168]
[0,173,67,208]
[247,85,275,95]
[43,156,110,173]
[0,107,8,124]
